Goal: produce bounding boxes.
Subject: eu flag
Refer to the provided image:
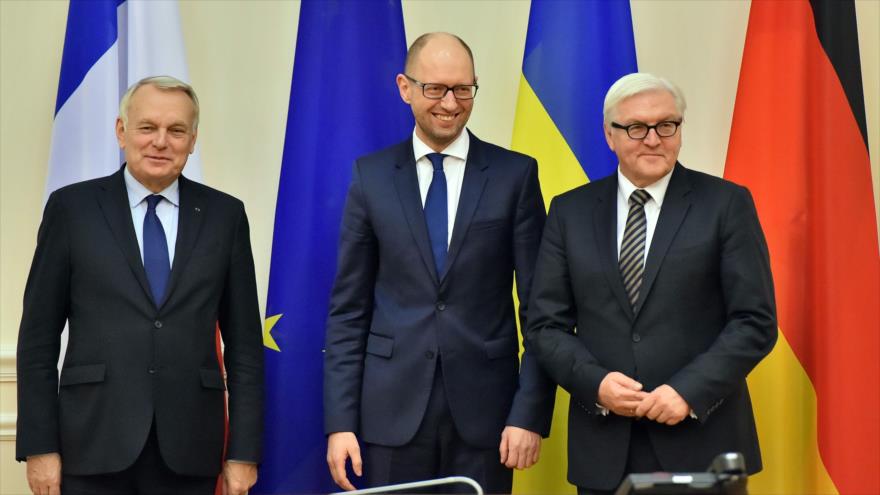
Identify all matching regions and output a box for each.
[253,1,412,492]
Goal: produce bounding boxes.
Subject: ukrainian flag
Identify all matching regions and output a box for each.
[511,1,637,493]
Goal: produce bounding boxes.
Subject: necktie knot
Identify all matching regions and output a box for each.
[146,195,163,212]
[630,189,650,206]
[426,153,446,172]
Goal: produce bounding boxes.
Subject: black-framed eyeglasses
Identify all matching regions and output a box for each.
[404,74,478,100]
[611,120,682,140]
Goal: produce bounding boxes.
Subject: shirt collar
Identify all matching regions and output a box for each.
[124,165,180,208]
[616,165,674,207]
[412,128,470,163]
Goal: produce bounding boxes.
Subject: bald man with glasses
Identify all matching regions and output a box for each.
[323,32,556,492]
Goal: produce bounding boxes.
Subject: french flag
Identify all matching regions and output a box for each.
[47,0,200,199]
[48,1,224,491]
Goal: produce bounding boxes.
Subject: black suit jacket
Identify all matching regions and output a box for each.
[526,164,777,490]
[16,168,263,476]
[323,132,556,448]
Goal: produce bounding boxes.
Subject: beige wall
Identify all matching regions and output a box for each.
[1,1,878,493]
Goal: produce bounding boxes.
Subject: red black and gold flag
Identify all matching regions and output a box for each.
[725,1,879,493]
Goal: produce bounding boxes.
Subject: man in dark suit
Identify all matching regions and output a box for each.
[16,76,263,495]
[525,73,778,495]
[323,33,555,492]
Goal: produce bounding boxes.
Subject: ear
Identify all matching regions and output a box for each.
[604,123,615,151]
[396,73,411,104]
[189,129,198,154]
[115,118,126,149]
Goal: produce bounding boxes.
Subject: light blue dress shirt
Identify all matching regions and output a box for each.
[123,166,179,264]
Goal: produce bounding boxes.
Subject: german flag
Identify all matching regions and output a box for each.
[724,1,879,494]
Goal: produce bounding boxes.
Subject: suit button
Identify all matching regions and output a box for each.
[425,351,435,360]
[632,333,641,343]
[148,367,156,374]
[154,320,163,329]
[436,302,446,311]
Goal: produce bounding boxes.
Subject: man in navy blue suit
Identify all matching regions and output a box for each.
[16,77,263,495]
[323,32,556,492]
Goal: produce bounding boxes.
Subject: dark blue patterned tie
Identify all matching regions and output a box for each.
[143,195,170,305]
[424,153,448,276]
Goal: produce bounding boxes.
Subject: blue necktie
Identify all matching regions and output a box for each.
[143,195,170,305]
[424,153,448,276]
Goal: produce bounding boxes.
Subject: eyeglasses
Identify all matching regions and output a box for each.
[404,74,478,100]
[611,120,682,140]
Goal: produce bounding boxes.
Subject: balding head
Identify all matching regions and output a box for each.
[396,32,477,152]
[404,32,475,81]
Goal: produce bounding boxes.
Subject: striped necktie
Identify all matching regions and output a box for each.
[619,189,651,308]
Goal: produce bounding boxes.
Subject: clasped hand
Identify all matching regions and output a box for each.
[598,372,690,425]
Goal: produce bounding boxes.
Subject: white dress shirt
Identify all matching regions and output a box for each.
[124,166,179,264]
[615,167,674,263]
[412,129,469,247]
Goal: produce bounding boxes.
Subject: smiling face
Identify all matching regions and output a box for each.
[396,34,475,152]
[605,89,682,187]
[116,84,197,192]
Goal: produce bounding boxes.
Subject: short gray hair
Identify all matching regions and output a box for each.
[603,73,686,124]
[119,75,200,130]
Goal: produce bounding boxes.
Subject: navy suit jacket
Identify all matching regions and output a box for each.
[324,132,556,448]
[526,164,777,489]
[16,168,264,476]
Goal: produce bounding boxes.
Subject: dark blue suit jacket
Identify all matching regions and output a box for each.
[324,132,555,448]
[16,169,264,476]
[526,164,777,489]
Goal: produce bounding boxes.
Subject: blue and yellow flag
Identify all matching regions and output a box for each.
[253,1,411,492]
[511,1,636,493]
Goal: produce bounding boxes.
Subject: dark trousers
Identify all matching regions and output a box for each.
[577,420,664,495]
[61,421,218,495]
[364,362,512,494]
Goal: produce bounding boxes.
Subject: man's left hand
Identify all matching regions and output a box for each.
[499,426,541,469]
[222,461,257,495]
[634,384,690,425]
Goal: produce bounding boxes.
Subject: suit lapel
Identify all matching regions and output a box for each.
[635,163,692,316]
[442,134,488,284]
[594,175,635,320]
[162,175,205,309]
[393,142,439,285]
[97,169,155,307]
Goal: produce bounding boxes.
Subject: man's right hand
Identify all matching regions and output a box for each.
[598,371,648,417]
[26,452,61,495]
[326,432,362,491]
